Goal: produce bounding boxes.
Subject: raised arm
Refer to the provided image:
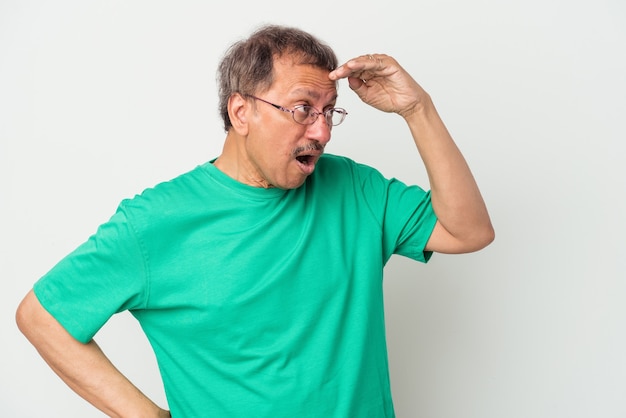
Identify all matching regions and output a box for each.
[329,54,494,253]
[16,290,170,418]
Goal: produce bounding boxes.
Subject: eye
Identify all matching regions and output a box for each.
[292,105,316,124]
[293,105,312,116]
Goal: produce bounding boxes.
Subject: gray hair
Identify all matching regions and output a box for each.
[216,25,338,132]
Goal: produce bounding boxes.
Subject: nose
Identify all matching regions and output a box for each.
[306,113,332,145]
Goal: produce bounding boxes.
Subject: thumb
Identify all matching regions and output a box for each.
[347,76,366,92]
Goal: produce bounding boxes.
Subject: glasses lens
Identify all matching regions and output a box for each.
[292,106,348,126]
[330,109,347,126]
[293,106,313,124]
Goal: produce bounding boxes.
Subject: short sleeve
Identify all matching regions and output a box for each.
[356,163,437,264]
[384,179,437,262]
[33,207,148,343]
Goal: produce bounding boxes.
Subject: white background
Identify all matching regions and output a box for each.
[2,1,625,417]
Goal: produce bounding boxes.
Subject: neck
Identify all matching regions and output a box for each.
[213,131,272,188]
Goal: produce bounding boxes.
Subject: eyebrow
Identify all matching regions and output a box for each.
[290,88,338,103]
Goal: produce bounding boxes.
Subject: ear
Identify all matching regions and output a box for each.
[227,93,249,135]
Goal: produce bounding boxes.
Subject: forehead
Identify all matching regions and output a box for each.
[266,56,337,99]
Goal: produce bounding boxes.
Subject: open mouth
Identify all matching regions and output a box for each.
[296,155,314,165]
[293,143,324,175]
[294,153,318,175]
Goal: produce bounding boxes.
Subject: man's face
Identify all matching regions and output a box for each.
[243,56,338,189]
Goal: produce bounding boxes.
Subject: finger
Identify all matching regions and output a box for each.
[366,54,384,71]
[355,54,386,77]
[347,76,365,91]
[330,54,377,80]
[329,54,389,83]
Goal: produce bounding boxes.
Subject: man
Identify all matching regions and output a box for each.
[16,24,494,417]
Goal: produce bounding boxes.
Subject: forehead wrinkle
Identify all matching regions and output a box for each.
[289,87,338,104]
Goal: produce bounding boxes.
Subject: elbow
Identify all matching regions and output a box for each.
[15,289,41,341]
[427,218,494,254]
[471,222,495,252]
[15,293,32,337]
[482,225,496,248]
[456,222,495,254]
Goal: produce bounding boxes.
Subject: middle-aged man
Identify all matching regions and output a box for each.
[17,24,494,417]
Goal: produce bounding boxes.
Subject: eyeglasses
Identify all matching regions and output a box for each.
[246,95,348,127]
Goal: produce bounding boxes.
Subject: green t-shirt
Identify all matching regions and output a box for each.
[34,154,437,417]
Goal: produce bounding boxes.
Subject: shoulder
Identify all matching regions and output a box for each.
[115,164,212,228]
[316,154,382,179]
[315,154,390,189]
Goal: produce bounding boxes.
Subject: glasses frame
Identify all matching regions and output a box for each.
[246,95,348,127]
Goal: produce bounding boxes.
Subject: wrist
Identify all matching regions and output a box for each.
[400,93,433,121]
